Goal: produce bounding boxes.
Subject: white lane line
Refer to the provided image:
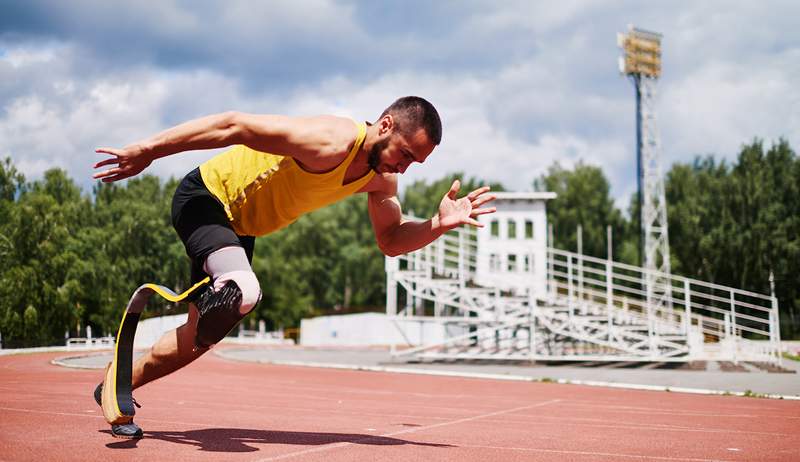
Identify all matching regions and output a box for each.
[0,406,108,420]
[0,386,503,423]
[4,386,795,439]
[0,405,758,461]
[0,406,227,429]
[473,417,795,437]
[453,444,734,462]
[544,401,800,419]
[252,399,561,462]
[213,354,800,401]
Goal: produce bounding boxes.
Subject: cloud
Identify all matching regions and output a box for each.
[661,50,800,164]
[1,1,798,208]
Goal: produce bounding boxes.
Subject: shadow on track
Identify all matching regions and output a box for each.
[103,428,453,452]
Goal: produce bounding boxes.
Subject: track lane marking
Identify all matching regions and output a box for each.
[3,390,796,438]
[3,402,793,442]
[452,444,735,462]
[252,398,561,462]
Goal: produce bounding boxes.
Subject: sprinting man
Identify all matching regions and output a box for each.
[91,96,497,438]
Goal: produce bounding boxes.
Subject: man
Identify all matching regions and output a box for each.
[92,96,496,438]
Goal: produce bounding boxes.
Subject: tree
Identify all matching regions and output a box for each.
[665,139,800,338]
[0,168,85,346]
[534,162,629,261]
[253,194,385,329]
[402,172,505,220]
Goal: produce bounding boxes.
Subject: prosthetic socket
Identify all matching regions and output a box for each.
[195,279,260,348]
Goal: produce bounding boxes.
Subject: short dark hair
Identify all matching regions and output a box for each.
[379,96,442,145]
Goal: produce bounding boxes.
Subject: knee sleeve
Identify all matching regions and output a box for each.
[196,246,262,348]
[213,270,261,314]
[195,272,262,349]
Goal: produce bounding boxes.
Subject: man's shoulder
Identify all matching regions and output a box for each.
[303,115,360,155]
[303,114,358,136]
[361,172,398,196]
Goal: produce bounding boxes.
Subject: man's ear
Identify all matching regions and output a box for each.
[379,114,394,135]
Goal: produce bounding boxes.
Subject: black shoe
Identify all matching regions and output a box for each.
[94,382,102,407]
[110,422,144,439]
[93,382,144,439]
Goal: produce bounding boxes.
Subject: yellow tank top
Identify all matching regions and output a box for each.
[199,121,374,236]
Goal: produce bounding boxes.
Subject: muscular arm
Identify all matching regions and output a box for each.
[368,176,496,257]
[93,112,352,182]
[368,190,445,257]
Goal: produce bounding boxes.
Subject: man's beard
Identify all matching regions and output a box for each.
[368,138,389,172]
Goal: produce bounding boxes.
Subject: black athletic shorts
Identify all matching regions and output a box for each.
[171,168,255,299]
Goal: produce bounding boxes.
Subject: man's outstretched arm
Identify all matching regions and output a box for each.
[368,178,496,257]
[93,112,352,183]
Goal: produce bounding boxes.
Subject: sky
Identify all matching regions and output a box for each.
[1,0,798,209]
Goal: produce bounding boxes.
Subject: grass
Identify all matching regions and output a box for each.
[720,389,769,399]
[781,351,800,362]
[742,389,769,398]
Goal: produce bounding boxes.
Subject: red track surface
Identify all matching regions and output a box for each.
[1,350,799,462]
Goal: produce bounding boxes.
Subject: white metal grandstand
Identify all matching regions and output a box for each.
[386,194,782,365]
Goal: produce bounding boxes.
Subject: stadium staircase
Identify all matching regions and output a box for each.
[386,227,782,365]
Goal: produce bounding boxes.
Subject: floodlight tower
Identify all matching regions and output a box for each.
[617,25,673,320]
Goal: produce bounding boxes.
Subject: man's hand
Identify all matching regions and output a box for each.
[436,180,497,231]
[93,144,153,183]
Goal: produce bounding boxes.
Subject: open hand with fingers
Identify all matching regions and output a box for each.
[93,144,153,183]
[436,180,497,231]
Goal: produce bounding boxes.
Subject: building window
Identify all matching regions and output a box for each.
[525,220,534,239]
[507,219,516,239]
[508,254,517,272]
[490,253,500,271]
[490,220,499,238]
[524,254,533,272]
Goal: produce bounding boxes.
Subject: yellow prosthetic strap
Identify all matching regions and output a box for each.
[103,277,210,424]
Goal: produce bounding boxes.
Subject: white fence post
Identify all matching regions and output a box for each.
[684,278,691,336]
[729,292,738,364]
[606,259,613,341]
[567,256,575,326]
[770,272,782,366]
[577,225,583,308]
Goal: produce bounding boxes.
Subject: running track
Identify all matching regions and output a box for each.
[1,350,799,461]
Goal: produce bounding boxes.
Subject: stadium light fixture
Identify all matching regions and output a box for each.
[617,25,662,78]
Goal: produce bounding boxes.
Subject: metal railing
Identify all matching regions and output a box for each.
[548,248,780,362]
[386,221,782,363]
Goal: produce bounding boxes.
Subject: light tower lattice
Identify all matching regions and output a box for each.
[618,26,673,331]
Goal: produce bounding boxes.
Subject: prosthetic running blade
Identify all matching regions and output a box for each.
[101,277,210,430]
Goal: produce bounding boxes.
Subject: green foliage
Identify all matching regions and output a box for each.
[782,351,800,362]
[402,172,505,219]
[534,162,629,262]
[665,139,800,338]
[0,166,187,347]
[0,140,798,346]
[255,194,388,330]
[535,142,799,338]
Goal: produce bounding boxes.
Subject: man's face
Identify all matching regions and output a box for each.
[368,126,436,175]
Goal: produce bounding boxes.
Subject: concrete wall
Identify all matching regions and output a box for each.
[133,314,293,348]
[300,312,456,347]
[133,314,188,349]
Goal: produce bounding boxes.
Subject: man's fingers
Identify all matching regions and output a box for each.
[92,167,122,180]
[93,158,118,169]
[466,186,491,201]
[471,194,496,208]
[471,207,496,217]
[100,171,132,183]
[447,179,461,199]
[95,147,122,156]
[463,217,483,227]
